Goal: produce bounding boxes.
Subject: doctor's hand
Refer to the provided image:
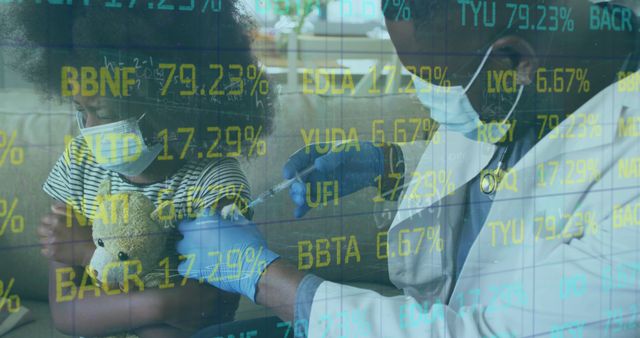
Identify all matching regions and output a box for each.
[176,210,280,302]
[283,141,384,218]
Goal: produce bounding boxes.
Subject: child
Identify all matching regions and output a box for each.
[1,2,274,337]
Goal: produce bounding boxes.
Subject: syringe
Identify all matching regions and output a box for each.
[247,165,316,209]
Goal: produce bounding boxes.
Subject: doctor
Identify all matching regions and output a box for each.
[178,0,640,336]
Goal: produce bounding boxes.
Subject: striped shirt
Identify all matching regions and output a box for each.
[42,135,251,221]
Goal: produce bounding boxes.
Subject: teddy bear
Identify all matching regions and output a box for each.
[87,180,250,289]
[87,180,179,291]
[84,180,181,338]
[85,180,242,338]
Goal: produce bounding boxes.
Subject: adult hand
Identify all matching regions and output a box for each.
[283,141,384,218]
[176,211,280,302]
[38,202,95,266]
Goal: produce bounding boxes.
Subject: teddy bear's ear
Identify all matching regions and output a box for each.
[97,180,111,198]
[150,201,176,229]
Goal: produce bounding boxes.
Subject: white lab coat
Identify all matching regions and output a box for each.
[308,73,640,337]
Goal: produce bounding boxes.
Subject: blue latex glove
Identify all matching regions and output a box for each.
[283,141,384,218]
[176,210,280,302]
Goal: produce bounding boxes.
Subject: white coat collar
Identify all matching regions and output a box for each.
[390,131,496,229]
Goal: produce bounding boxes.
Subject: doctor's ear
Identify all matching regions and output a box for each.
[491,36,538,86]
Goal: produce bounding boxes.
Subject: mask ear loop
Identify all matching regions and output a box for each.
[463,45,495,93]
[462,44,524,126]
[136,112,147,122]
[76,111,86,130]
[501,84,524,125]
[135,112,157,147]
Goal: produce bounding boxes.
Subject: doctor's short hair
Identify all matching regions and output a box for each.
[0,2,275,159]
[382,0,442,37]
[384,1,639,41]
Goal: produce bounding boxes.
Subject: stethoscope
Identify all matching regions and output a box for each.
[477,82,523,196]
[479,143,511,196]
[478,43,640,197]
[477,5,639,195]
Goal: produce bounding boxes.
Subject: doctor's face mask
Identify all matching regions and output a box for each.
[412,45,525,141]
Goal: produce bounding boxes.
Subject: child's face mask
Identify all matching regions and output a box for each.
[76,112,162,176]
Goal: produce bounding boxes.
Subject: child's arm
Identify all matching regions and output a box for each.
[38,203,95,267]
[47,260,162,336]
[191,158,254,219]
[41,204,160,335]
[48,260,232,336]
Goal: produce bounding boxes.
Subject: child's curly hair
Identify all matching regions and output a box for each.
[0,2,275,159]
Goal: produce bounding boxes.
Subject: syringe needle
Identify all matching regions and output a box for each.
[246,165,316,209]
